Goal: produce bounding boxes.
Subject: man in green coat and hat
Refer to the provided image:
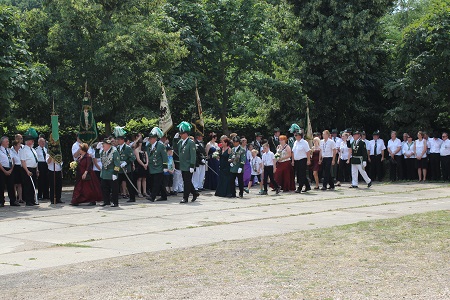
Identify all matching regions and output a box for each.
[100,138,121,207]
[114,127,137,203]
[147,127,168,202]
[230,136,247,198]
[177,122,199,203]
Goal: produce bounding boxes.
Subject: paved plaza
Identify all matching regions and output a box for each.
[1,181,449,278]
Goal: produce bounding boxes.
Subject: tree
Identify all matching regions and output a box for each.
[384,0,450,131]
[166,0,298,133]
[289,0,394,132]
[23,0,187,135]
[0,5,47,132]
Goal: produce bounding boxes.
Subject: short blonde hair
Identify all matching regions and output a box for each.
[323,130,330,135]
[313,137,320,144]
[251,149,258,154]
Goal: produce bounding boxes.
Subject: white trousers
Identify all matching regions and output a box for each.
[192,165,206,190]
[351,164,371,186]
[172,169,184,192]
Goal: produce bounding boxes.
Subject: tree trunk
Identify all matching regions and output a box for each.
[104,118,111,137]
[220,65,229,135]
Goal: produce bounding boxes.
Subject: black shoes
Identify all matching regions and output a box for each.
[368,181,372,188]
[275,187,281,194]
[126,199,136,203]
[111,204,119,207]
[156,197,167,201]
[192,193,199,202]
[10,202,21,206]
[180,199,188,204]
[88,202,96,206]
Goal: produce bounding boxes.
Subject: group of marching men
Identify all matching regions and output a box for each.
[2,122,450,208]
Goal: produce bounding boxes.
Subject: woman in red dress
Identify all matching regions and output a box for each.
[71,143,102,206]
[274,135,296,191]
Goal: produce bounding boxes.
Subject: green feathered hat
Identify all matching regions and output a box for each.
[177,121,192,134]
[288,123,301,134]
[112,126,127,139]
[149,127,164,139]
[24,128,38,141]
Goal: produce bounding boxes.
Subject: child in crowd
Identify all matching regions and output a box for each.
[260,143,280,195]
[164,146,176,195]
[246,149,263,194]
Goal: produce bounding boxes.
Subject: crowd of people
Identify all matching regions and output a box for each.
[1,123,450,208]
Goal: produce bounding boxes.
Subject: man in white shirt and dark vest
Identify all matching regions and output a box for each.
[291,131,311,193]
[20,135,39,206]
[428,132,443,181]
[387,131,403,181]
[367,130,386,182]
[36,137,49,200]
[0,136,19,207]
[320,130,336,191]
[440,132,450,181]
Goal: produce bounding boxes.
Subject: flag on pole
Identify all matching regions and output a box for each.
[159,84,173,134]
[193,80,204,135]
[305,97,313,147]
[78,82,98,146]
[48,99,62,164]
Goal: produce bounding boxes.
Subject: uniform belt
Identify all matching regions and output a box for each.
[371,154,381,157]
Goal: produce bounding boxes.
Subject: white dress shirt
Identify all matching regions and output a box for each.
[292,139,310,160]
[332,137,342,150]
[429,138,443,154]
[339,141,351,160]
[10,147,22,165]
[88,147,102,171]
[71,141,80,161]
[368,139,386,156]
[440,139,450,156]
[46,153,62,171]
[320,139,336,158]
[402,142,415,159]
[0,146,12,168]
[262,151,275,166]
[35,146,47,162]
[20,145,38,168]
[414,139,427,158]
[387,138,402,156]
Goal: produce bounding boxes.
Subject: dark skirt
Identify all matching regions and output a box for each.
[415,157,428,169]
[12,165,23,184]
[135,163,148,178]
[275,160,296,191]
[72,171,103,204]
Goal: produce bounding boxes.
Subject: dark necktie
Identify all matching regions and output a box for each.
[42,148,45,162]
[374,141,377,156]
[31,147,38,163]
[5,148,11,168]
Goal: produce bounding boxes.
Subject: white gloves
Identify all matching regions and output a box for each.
[163,169,168,173]
[120,162,127,168]
[189,168,194,173]
[201,159,206,164]
[96,142,103,149]
[363,161,367,168]
[230,163,234,167]
[112,175,118,181]
[238,168,242,174]
[174,133,180,138]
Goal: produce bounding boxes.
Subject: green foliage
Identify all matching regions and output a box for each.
[384,0,450,131]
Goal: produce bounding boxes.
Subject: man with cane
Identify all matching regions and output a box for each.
[20,135,39,206]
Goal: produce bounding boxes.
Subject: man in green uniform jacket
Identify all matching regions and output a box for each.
[230,136,247,198]
[147,128,168,202]
[177,122,198,203]
[347,130,372,188]
[117,136,137,202]
[100,138,121,207]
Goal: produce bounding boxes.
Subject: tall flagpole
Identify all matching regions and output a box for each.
[52,97,56,205]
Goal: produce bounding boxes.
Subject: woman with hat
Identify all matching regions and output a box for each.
[71,143,102,206]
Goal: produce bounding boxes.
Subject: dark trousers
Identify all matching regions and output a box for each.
[338,159,351,182]
[119,172,136,200]
[370,155,383,181]
[263,166,278,191]
[230,172,244,197]
[389,156,403,181]
[48,170,62,202]
[428,153,441,180]
[101,179,119,205]
[0,167,17,204]
[322,157,334,189]
[37,162,49,199]
[21,167,37,205]
[149,172,167,200]
[94,170,101,181]
[405,158,417,180]
[441,155,450,181]
[294,159,310,191]
[181,171,196,200]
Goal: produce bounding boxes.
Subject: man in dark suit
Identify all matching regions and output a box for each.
[268,128,281,154]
